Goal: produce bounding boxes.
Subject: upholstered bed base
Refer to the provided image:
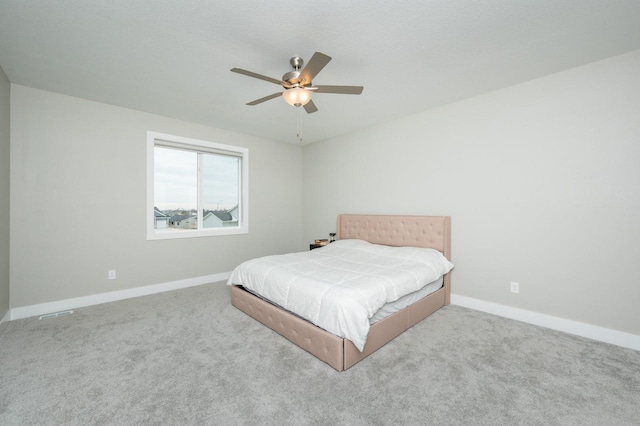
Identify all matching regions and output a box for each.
[230,214,451,371]
[231,284,446,371]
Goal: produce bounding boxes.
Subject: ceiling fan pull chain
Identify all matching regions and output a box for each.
[297,107,303,142]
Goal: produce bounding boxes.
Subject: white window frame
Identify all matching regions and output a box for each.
[146,131,249,240]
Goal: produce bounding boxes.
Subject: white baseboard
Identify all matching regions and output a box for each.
[10,272,231,321]
[7,281,638,352]
[451,294,640,352]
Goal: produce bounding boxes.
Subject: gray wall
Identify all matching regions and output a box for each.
[0,66,9,326]
[10,85,302,308]
[5,49,640,340]
[302,50,640,336]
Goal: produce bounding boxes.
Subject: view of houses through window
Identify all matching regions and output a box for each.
[153,146,240,231]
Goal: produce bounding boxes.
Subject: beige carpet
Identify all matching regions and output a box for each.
[1,282,639,425]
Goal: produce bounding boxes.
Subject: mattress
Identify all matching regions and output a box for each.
[370,276,443,323]
[241,275,443,326]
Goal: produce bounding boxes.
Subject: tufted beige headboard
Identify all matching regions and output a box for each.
[337,214,452,304]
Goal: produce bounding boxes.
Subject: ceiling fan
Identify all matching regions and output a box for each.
[230,52,364,114]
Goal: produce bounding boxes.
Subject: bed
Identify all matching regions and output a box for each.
[229,214,452,371]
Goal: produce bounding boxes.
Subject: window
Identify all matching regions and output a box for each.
[147,131,248,240]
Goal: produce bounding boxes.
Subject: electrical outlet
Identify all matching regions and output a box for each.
[510,281,519,294]
[108,270,117,280]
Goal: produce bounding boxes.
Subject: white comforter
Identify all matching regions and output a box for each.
[227,239,454,351]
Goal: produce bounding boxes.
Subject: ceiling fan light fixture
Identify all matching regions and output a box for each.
[282,87,311,107]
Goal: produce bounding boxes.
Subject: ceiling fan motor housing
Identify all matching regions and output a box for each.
[283,56,305,86]
[282,70,301,86]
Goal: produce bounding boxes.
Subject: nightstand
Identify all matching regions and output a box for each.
[309,243,325,250]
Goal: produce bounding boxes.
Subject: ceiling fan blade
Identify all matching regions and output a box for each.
[313,85,364,95]
[246,92,282,106]
[303,100,318,114]
[298,52,332,85]
[231,68,284,86]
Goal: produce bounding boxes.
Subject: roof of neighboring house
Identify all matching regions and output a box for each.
[204,210,233,222]
[154,209,170,218]
[169,214,194,222]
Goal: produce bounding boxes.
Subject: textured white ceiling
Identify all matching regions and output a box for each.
[1,0,640,144]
